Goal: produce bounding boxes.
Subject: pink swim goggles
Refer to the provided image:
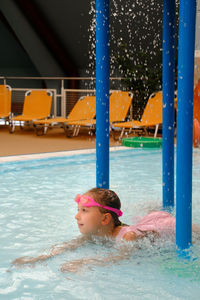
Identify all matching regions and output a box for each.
[75,194,123,217]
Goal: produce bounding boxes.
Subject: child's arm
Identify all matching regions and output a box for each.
[12,235,88,265]
[60,231,159,272]
[60,243,133,272]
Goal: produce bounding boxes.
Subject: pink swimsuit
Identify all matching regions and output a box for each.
[116,211,176,240]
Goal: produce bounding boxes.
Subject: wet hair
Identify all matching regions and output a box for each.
[86,188,122,227]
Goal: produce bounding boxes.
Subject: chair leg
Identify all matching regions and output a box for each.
[73,125,80,136]
[20,121,24,130]
[34,124,48,136]
[63,123,68,135]
[119,128,125,140]
[89,126,96,136]
[65,125,74,138]
[110,128,119,141]
[144,128,148,136]
[44,124,48,135]
[154,124,159,138]
[9,120,15,133]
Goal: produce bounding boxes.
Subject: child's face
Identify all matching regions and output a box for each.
[75,203,105,236]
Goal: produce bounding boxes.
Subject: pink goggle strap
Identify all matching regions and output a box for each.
[75,194,123,217]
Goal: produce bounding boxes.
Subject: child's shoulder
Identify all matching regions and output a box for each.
[123,231,137,241]
[113,224,137,241]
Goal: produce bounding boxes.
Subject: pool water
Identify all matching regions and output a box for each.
[0,148,200,299]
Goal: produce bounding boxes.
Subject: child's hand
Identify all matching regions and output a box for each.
[60,259,85,273]
[12,256,37,265]
[12,254,51,265]
[60,258,104,273]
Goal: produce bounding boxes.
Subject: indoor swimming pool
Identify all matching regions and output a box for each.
[0,148,200,299]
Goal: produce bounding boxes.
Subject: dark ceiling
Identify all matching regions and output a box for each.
[0,0,164,78]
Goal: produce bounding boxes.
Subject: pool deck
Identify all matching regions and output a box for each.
[0,125,122,157]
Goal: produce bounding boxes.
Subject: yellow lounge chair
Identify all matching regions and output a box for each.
[0,85,12,124]
[68,91,133,136]
[109,90,133,124]
[33,95,96,136]
[9,90,52,133]
[112,91,163,139]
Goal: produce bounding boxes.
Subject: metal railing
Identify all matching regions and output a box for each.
[0,76,143,119]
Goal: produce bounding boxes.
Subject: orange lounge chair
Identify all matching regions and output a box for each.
[33,95,96,136]
[193,79,200,125]
[68,91,133,136]
[112,91,163,139]
[0,85,12,124]
[9,90,52,133]
[192,79,200,147]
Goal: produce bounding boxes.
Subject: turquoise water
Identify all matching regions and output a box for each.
[0,148,200,299]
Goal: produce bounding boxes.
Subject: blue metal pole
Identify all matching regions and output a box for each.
[96,0,110,188]
[162,0,176,209]
[176,0,196,250]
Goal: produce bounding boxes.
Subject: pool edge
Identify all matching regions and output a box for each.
[0,146,130,162]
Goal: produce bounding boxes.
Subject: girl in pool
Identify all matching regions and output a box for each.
[74,188,175,240]
[12,188,200,272]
